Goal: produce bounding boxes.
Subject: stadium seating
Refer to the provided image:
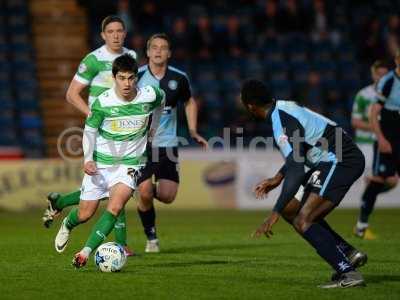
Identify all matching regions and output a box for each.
[1,0,398,154]
[0,0,43,156]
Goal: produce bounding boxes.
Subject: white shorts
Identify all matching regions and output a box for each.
[80,165,140,201]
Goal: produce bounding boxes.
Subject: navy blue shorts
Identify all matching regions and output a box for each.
[137,147,180,185]
[303,148,365,205]
[372,141,397,178]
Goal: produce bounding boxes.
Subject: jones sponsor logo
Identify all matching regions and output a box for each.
[110,117,146,132]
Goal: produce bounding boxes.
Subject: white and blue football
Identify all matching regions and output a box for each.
[94,242,126,272]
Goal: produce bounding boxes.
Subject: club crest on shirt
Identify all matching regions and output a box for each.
[168,80,178,90]
[78,63,87,74]
[110,107,119,115]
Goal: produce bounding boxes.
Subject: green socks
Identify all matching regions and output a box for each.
[85,210,117,251]
[65,207,82,230]
[114,208,127,246]
[58,190,129,246]
[56,190,81,210]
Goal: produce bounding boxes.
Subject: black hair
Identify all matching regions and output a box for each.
[101,15,125,32]
[240,79,273,107]
[146,33,172,50]
[112,53,138,77]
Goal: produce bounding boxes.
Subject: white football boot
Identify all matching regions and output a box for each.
[55,218,71,253]
[145,239,160,253]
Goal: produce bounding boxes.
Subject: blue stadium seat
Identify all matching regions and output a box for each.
[19,113,42,129]
[312,60,337,72]
[0,98,14,109]
[21,131,44,147]
[0,130,18,145]
[270,80,292,99]
[6,0,28,12]
[196,78,220,93]
[0,110,15,127]
[269,70,289,81]
[311,40,334,53]
[263,60,289,73]
[202,92,223,109]
[281,34,310,55]
[292,69,310,88]
[241,56,265,78]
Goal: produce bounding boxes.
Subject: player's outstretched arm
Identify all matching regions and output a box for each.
[254,166,285,199]
[252,212,280,239]
[272,155,304,213]
[66,79,91,116]
[252,155,304,239]
[185,97,208,149]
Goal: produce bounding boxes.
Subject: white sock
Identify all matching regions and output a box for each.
[81,247,92,257]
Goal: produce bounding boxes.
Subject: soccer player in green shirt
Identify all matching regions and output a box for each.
[42,15,137,256]
[69,53,164,268]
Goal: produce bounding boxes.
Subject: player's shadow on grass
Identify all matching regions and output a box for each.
[163,242,284,254]
[145,260,253,268]
[364,274,400,283]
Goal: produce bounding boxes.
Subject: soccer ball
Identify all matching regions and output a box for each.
[94,242,127,272]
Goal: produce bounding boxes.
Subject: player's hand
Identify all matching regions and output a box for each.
[148,128,156,143]
[84,161,97,175]
[252,212,280,239]
[190,131,209,150]
[378,136,392,153]
[254,177,282,199]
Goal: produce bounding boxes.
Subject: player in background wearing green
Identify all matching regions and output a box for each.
[70,53,164,268]
[42,16,137,256]
[351,60,398,239]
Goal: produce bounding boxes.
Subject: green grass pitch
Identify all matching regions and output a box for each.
[1,209,399,299]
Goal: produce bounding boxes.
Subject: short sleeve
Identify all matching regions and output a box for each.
[85,98,104,128]
[271,109,305,159]
[74,54,98,85]
[376,73,394,102]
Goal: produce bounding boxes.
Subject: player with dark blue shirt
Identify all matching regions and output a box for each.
[241,79,366,288]
[367,50,400,235]
[136,33,208,253]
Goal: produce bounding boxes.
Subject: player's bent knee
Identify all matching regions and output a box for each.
[138,184,154,202]
[140,190,154,202]
[157,191,177,204]
[293,215,310,234]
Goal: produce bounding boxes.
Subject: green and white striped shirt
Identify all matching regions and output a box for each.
[85,85,165,168]
[351,84,377,144]
[74,45,137,106]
